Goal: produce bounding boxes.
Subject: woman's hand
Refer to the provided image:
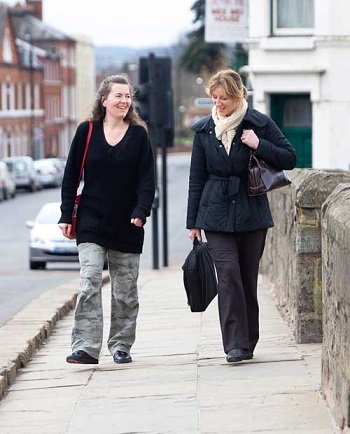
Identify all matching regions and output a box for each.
[131,218,143,227]
[241,129,259,149]
[189,228,202,243]
[58,223,75,240]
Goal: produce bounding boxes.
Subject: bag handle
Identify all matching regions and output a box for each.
[76,121,93,190]
[248,149,253,169]
[193,237,204,249]
[248,149,262,170]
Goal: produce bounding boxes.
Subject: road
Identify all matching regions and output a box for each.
[0,152,192,326]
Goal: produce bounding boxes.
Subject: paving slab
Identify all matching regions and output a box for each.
[0,266,340,433]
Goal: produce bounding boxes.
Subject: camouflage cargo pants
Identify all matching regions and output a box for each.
[72,242,140,360]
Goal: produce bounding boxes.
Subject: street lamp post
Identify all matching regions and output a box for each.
[29,42,35,158]
[25,34,35,158]
[178,105,186,138]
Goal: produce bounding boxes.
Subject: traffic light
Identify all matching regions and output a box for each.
[137,54,173,139]
[149,56,172,129]
[137,55,173,270]
[135,82,150,123]
[135,57,150,122]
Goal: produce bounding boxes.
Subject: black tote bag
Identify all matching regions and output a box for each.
[182,238,218,312]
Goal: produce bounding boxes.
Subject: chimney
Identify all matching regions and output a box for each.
[26,0,42,20]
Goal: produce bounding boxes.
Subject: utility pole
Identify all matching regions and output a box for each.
[25,33,35,158]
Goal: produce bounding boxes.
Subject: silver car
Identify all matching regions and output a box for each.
[34,158,63,188]
[0,160,16,201]
[3,156,41,192]
[26,202,78,270]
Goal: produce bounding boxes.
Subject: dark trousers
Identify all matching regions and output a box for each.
[205,229,267,354]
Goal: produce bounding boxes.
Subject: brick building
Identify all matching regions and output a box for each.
[0,0,76,159]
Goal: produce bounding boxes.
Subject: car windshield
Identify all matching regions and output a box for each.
[35,204,61,224]
[4,161,14,172]
[13,161,28,173]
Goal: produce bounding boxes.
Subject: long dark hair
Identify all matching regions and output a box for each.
[89,74,147,130]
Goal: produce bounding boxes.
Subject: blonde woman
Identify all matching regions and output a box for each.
[186,69,296,363]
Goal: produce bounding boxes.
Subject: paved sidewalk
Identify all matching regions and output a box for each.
[0,265,339,433]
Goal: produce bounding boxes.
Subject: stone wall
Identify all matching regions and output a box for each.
[321,183,350,430]
[260,169,350,343]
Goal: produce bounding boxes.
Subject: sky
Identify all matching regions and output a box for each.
[6,0,196,47]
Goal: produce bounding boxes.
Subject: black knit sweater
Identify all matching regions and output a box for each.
[59,121,155,253]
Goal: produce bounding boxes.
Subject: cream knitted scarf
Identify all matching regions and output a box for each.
[212,99,248,155]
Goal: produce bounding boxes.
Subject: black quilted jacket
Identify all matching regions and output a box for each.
[186,107,297,233]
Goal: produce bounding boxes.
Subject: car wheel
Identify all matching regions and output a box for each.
[30,261,46,270]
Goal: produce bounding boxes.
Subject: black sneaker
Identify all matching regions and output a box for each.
[66,350,98,364]
[113,350,132,364]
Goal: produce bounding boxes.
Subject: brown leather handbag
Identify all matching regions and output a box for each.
[248,150,291,196]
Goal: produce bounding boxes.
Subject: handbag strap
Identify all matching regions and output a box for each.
[248,148,259,169]
[248,149,261,169]
[76,121,93,189]
[248,149,254,169]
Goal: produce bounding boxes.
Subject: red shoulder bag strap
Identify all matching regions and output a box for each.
[76,121,93,189]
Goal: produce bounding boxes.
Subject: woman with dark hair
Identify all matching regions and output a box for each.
[186,69,297,363]
[59,74,155,365]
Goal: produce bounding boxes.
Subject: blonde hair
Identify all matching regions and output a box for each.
[206,69,248,101]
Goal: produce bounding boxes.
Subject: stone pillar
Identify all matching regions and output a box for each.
[321,183,350,429]
[260,169,350,343]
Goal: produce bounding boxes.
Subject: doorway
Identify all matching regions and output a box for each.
[270,94,312,168]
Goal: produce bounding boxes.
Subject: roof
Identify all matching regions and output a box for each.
[0,3,9,42]
[9,7,75,44]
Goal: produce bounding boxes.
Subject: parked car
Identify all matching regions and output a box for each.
[34,158,63,188]
[0,160,16,200]
[26,202,79,270]
[0,162,5,202]
[3,156,41,192]
[25,202,107,270]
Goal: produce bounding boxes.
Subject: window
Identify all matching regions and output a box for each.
[273,0,314,35]
[283,97,311,127]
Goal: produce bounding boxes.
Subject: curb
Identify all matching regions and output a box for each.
[0,273,110,401]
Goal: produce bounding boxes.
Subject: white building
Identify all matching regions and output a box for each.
[245,0,350,169]
[72,34,96,124]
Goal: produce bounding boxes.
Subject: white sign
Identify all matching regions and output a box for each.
[205,0,248,44]
[194,98,213,107]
